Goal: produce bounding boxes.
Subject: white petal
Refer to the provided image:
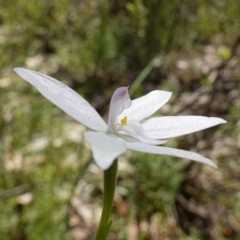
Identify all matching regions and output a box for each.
[118,134,167,147]
[117,120,167,145]
[126,142,217,168]
[84,132,127,170]
[117,124,167,145]
[118,90,172,121]
[107,87,132,131]
[142,116,227,139]
[126,120,152,138]
[14,68,107,132]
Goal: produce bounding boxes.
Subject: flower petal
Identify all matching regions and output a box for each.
[126,142,217,168]
[118,90,172,122]
[117,120,167,145]
[84,132,127,170]
[108,87,132,131]
[14,68,107,132]
[142,116,227,139]
[117,124,167,145]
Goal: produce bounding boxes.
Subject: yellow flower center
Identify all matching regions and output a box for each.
[120,116,127,125]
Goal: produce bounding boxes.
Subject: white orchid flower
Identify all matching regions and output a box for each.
[14,68,226,170]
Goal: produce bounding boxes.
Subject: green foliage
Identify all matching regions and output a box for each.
[0,0,239,239]
[0,78,87,240]
[131,154,183,219]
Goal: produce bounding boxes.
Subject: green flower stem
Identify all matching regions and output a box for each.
[95,159,118,240]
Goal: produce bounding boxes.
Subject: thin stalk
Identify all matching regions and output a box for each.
[95,159,118,240]
[129,55,158,95]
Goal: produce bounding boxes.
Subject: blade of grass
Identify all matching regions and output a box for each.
[129,55,160,95]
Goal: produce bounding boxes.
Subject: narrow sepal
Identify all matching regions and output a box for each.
[14,68,107,132]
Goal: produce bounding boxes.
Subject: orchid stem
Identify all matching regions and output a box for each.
[95,159,118,240]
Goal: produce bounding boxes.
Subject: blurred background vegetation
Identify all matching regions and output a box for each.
[0,0,240,239]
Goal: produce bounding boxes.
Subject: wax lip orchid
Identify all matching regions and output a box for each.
[14,67,226,170]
